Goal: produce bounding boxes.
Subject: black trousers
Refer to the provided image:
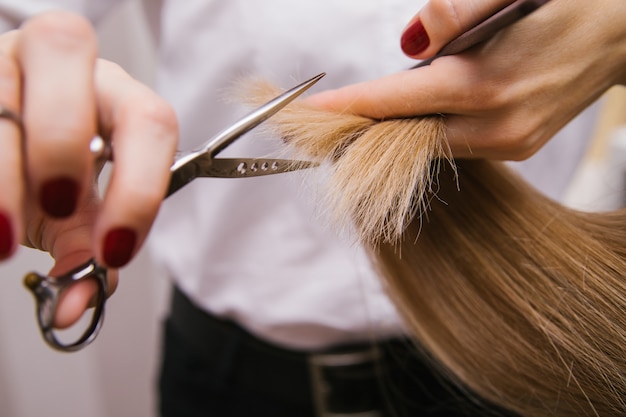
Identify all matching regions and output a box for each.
[158,287,518,417]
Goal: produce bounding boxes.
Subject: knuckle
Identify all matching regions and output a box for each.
[493,121,543,161]
[0,54,20,97]
[128,95,179,140]
[0,53,18,80]
[129,97,180,144]
[32,118,94,147]
[97,59,127,79]
[23,11,96,53]
[428,0,464,33]
[504,139,543,161]
[453,77,518,114]
[137,99,178,132]
[500,141,534,161]
[476,87,511,112]
[0,29,19,53]
[453,112,545,161]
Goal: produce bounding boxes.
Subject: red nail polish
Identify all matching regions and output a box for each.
[103,227,137,268]
[0,211,13,258]
[40,177,80,218]
[401,19,430,56]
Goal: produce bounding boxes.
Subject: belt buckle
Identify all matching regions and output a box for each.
[308,346,384,417]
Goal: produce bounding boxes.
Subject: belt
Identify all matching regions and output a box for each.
[168,286,415,417]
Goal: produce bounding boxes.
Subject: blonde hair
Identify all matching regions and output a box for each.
[239,80,626,416]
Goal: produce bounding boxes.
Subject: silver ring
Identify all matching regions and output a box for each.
[0,105,22,129]
[90,135,113,162]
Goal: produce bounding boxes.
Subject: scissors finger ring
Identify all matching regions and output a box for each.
[23,259,108,352]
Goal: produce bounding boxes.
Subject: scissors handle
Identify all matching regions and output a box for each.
[413,0,551,69]
[23,259,107,352]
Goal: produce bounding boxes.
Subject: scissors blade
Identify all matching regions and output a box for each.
[199,158,318,178]
[167,73,325,197]
[200,72,326,157]
[167,155,317,195]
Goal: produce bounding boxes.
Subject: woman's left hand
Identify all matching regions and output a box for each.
[308,0,626,160]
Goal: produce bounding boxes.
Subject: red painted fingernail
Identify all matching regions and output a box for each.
[401,19,430,56]
[40,177,80,218]
[0,211,14,259]
[103,227,136,268]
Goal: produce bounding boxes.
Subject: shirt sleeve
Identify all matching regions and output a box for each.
[0,0,128,32]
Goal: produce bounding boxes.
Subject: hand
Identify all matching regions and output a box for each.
[308,0,626,160]
[0,11,178,328]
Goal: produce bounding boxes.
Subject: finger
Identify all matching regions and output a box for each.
[17,12,98,219]
[307,59,477,119]
[401,0,514,57]
[92,60,178,268]
[32,198,120,328]
[0,51,23,259]
[41,58,176,326]
[49,251,119,329]
[306,60,539,160]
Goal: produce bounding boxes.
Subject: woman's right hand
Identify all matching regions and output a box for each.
[0,11,178,328]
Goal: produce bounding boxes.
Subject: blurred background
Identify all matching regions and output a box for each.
[0,1,624,416]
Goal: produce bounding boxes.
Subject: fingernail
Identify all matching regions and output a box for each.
[401,19,430,56]
[40,177,80,218]
[103,227,136,268]
[0,211,14,258]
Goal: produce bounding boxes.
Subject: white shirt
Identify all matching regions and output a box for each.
[0,0,597,350]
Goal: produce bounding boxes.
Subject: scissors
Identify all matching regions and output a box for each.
[23,72,325,352]
[24,0,552,352]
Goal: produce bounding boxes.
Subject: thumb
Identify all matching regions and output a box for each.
[400,0,514,57]
[25,188,119,329]
[48,249,118,329]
